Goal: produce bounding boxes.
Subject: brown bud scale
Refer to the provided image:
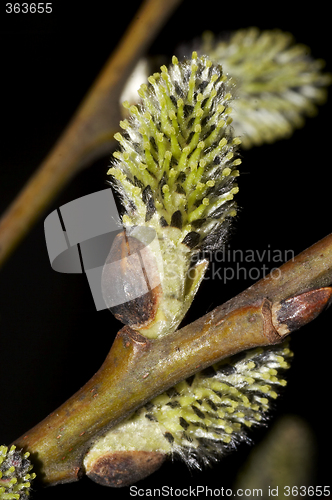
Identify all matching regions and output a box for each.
[86,451,166,488]
[102,231,162,328]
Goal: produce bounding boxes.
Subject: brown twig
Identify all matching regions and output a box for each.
[0,0,182,269]
[13,233,332,486]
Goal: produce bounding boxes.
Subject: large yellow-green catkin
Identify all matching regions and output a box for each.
[85,342,292,470]
[109,52,241,246]
[106,54,241,338]
[199,27,331,148]
[0,446,36,500]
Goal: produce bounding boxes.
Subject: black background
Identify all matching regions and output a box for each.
[1,1,331,498]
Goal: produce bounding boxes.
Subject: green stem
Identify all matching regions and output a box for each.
[13,233,332,486]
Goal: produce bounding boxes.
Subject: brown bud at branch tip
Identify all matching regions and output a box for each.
[272,287,332,336]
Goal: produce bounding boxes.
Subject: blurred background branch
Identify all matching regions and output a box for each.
[0,0,182,269]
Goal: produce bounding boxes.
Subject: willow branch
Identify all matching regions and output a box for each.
[13,233,332,486]
[0,0,182,269]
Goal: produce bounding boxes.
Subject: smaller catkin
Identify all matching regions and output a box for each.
[85,343,293,472]
[0,445,36,500]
